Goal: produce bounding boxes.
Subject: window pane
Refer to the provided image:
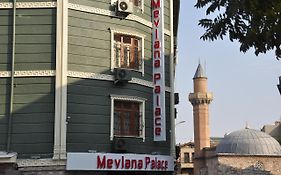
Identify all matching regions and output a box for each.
[114,111,121,135]
[114,42,121,67]
[114,100,140,137]
[123,36,131,44]
[184,153,189,163]
[114,34,121,42]
[123,46,130,68]
[113,33,142,70]
[124,112,130,135]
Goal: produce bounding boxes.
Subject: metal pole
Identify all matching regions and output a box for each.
[7,0,16,153]
[169,0,176,158]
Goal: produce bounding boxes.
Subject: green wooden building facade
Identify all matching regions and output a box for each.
[0,0,179,174]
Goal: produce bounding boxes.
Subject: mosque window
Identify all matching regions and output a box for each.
[110,95,146,140]
[184,153,189,163]
[191,152,194,162]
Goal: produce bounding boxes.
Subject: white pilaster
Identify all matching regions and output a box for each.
[54,0,68,160]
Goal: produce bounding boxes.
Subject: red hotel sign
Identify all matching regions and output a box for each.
[66,153,174,171]
[152,0,166,141]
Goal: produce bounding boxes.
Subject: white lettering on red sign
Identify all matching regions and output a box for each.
[152,0,166,141]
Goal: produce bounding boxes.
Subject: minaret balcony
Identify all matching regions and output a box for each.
[189,92,213,105]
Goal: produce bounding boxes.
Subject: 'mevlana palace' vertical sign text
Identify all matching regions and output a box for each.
[152,0,166,141]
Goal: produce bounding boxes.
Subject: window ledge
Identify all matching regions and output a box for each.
[113,135,145,141]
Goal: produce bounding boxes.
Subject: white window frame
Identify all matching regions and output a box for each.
[110,28,145,75]
[110,94,146,141]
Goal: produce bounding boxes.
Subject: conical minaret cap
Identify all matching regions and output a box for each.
[193,63,206,79]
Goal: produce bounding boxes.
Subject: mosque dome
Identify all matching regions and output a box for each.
[216,128,281,155]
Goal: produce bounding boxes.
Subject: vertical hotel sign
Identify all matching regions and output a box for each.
[152,0,166,141]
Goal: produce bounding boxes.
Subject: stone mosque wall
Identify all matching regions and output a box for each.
[205,155,281,175]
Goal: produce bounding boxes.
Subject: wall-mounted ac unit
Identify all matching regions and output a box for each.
[112,138,127,153]
[114,68,132,83]
[117,0,133,13]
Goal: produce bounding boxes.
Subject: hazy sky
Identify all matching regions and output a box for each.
[175,0,281,144]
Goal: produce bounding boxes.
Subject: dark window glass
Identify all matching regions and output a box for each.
[114,34,141,70]
[184,153,189,163]
[114,100,141,137]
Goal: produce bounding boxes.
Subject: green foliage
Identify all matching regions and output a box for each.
[195,0,281,59]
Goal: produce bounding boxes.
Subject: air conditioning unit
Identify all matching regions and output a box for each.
[114,68,132,83]
[112,138,127,153]
[117,0,134,13]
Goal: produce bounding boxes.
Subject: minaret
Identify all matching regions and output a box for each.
[189,64,213,175]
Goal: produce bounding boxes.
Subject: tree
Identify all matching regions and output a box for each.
[195,0,281,60]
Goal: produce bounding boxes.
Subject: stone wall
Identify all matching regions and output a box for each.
[206,155,281,175]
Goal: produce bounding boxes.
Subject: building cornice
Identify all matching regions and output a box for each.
[0,2,171,36]
[0,2,56,9]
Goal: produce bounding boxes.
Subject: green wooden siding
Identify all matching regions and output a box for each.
[0,9,12,71]
[0,78,9,151]
[11,77,55,158]
[0,8,56,71]
[68,9,171,85]
[67,77,171,155]
[0,77,55,157]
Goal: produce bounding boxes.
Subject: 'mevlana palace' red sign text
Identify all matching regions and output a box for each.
[152,0,166,141]
[67,153,174,171]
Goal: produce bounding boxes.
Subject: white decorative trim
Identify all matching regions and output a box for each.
[0,70,55,77]
[110,95,146,141]
[126,15,151,28]
[14,70,55,77]
[68,3,112,16]
[164,29,171,36]
[0,70,171,92]
[0,3,12,9]
[110,94,147,102]
[17,159,66,167]
[68,71,161,90]
[0,152,17,163]
[67,71,113,81]
[16,2,56,8]
[0,71,10,77]
[165,86,172,92]
[67,71,172,92]
[110,28,146,39]
[131,77,153,88]
[68,3,171,36]
[0,2,56,9]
